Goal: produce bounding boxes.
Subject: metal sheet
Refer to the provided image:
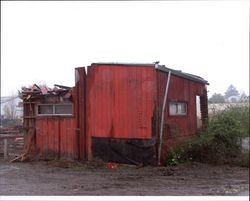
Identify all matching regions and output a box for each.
[87,64,156,139]
[75,68,87,160]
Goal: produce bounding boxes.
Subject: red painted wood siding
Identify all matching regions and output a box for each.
[36,117,78,160]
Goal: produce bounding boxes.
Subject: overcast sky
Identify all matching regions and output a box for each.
[1,1,249,98]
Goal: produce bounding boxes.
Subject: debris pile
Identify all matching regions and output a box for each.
[20,84,72,101]
[0,125,24,161]
[12,84,74,162]
[0,125,23,134]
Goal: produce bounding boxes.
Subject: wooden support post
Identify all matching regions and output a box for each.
[4,139,8,160]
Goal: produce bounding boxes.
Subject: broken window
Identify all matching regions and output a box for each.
[37,104,73,116]
[169,102,187,116]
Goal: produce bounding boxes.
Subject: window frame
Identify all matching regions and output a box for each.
[169,101,187,116]
[36,103,73,116]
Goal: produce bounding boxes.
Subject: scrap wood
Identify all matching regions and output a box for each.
[54,84,71,90]
[20,83,72,100]
[22,91,41,95]
[9,153,27,163]
[26,94,32,101]
[9,128,35,163]
[0,126,23,134]
[23,128,35,150]
[41,86,49,94]
[32,84,41,91]
[14,137,24,142]
[63,91,72,99]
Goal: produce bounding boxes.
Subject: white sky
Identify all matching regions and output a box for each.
[1,1,249,98]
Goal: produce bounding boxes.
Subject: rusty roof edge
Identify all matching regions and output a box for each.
[155,65,209,85]
[91,62,155,67]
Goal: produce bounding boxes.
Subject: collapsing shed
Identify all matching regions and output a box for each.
[21,68,86,160]
[21,63,208,164]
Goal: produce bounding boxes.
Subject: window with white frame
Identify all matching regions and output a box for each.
[169,102,187,116]
[37,104,73,116]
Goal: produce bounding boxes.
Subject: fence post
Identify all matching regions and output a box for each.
[4,139,8,160]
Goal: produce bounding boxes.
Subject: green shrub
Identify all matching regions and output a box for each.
[165,149,181,166]
[165,104,249,166]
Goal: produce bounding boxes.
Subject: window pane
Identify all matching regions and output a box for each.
[169,103,177,115]
[55,104,72,115]
[169,102,187,115]
[38,105,53,114]
[179,103,187,114]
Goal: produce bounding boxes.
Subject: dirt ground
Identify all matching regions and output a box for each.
[0,159,249,196]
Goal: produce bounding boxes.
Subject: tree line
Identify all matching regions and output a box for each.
[209,84,249,103]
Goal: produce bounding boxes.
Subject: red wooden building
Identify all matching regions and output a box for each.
[21,63,208,164]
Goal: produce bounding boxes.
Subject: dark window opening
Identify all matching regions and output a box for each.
[37,104,73,116]
[55,104,72,114]
[38,105,53,115]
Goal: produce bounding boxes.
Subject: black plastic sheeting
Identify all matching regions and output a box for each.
[92,137,156,165]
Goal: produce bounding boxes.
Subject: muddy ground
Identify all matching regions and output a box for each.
[0,159,249,196]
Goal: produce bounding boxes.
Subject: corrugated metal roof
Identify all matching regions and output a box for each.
[156,65,209,85]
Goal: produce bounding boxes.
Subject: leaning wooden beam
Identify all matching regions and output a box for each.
[54,84,71,89]
[9,153,27,163]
